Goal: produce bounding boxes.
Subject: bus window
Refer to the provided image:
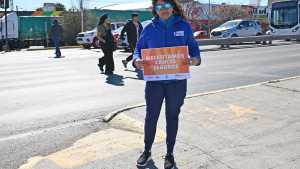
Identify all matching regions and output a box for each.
[271,2,298,29]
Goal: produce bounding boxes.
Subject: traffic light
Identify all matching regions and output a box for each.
[0,0,9,9]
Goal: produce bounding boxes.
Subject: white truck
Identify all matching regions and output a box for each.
[268,0,300,35]
[0,12,58,50]
[76,22,125,49]
[0,12,18,49]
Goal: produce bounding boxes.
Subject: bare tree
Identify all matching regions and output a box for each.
[76,0,93,31]
[61,9,81,45]
[179,0,203,19]
[213,5,252,21]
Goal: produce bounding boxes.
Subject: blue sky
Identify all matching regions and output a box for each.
[14,0,268,11]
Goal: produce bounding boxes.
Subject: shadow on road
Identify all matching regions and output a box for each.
[125,69,144,80]
[106,74,125,86]
[136,160,159,169]
[104,69,143,85]
[136,159,179,169]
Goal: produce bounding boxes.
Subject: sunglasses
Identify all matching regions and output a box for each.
[155,2,173,12]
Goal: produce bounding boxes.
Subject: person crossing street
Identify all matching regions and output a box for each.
[121,13,143,69]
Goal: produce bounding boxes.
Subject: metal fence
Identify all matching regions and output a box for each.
[197,35,300,47]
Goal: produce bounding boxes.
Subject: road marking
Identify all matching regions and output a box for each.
[229,104,256,118]
[18,114,166,169]
[198,104,257,127]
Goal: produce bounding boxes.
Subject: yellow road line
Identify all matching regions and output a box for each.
[19,114,166,169]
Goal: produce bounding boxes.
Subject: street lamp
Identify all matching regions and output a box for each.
[208,0,211,38]
[80,0,84,32]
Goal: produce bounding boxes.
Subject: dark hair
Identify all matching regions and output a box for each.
[152,0,186,19]
[98,14,108,25]
[53,19,58,25]
[132,13,139,18]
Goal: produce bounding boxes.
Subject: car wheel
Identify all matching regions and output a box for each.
[83,44,91,49]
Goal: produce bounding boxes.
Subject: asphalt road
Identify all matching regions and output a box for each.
[0,42,300,169]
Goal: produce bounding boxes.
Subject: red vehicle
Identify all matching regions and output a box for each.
[194,30,209,40]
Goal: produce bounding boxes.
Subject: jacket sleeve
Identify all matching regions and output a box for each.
[139,23,143,35]
[133,28,148,61]
[60,25,63,37]
[120,23,128,40]
[97,25,106,40]
[186,23,201,60]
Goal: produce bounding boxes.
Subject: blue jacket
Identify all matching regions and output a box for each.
[51,23,63,40]
[133,15,201,61]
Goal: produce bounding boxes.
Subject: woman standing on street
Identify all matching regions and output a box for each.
[97,14,115,75]
[133,0,201,168]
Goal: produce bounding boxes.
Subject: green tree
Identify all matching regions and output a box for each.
[55,3,66,11]
[36,7,43,11]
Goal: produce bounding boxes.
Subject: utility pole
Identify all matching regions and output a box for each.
[80,0,84,32]
[4,0,9,51]
[10,0,13,11]
[208,0,211,38]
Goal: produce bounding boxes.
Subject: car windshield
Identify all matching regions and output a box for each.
[219,21,240,28]
[271,1,298,29]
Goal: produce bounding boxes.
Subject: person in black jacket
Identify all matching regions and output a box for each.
[120,13,143,69]
[97,14,115,75]
[50,20,63,58]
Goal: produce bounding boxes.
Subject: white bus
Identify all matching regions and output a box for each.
[268,0,300,35]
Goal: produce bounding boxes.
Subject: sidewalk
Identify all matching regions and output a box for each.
[19,77,300,169]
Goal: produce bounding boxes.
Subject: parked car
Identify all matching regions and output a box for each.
[112,26,129,50]
[210,19,263,39]
[76,22,125,49]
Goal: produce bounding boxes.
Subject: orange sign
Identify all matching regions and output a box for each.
[142,46,190,81]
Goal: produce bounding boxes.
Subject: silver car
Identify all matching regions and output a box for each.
[211,19,263,39]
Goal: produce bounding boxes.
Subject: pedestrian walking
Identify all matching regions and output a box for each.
[133,0,201,168]
[97,14,115,75]
[120,13,143,69]
[50,20,63,58]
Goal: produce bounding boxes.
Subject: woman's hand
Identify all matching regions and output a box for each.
[134,59,145,69]
[190,57,201,66]
[182,58,201,66]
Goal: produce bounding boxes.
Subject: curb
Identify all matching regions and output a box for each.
[26,46,81,51]
[103,75,300,123]
[103,103,145,122]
